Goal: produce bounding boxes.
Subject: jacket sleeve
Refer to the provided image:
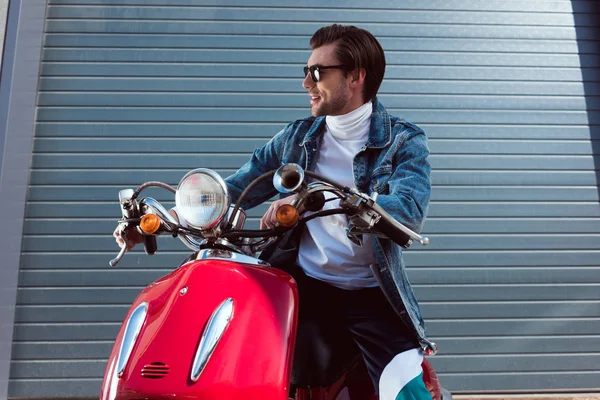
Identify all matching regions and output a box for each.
[225,125,291,210]
[375,129,431,234]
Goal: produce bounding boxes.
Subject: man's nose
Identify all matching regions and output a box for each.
[302,72,314,89]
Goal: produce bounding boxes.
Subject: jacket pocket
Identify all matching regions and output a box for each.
[370,168,392,194]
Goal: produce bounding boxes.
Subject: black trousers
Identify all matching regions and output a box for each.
[287,264,419,392]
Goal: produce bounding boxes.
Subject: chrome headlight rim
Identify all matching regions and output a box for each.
[175,168,230,230]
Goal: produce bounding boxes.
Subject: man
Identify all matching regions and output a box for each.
[116,24,434,400]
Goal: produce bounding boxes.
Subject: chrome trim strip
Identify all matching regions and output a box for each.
[191,298,234,382]
[117,302,148,377]
[196,249,268,266]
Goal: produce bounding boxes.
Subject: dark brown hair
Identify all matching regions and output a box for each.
[310,24,386,102]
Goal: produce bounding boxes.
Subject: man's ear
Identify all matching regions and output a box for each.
[351,68,367,84]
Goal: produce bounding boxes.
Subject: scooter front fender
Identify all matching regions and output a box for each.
[100,259,299,400]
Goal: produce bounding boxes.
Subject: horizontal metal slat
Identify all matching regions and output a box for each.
[40,63,600,81]
[436,372,600,393]
[28,154,600,170]
[34,122,600,140]
[33,137,268,153]
[23,200,600,218]
[16,287,141,305]
[15,284,600,305]
[9,373,600,398]
[16,265,600,289]
[431,354,600,373]
[45,0,591,13]
[42,48,597,68]
[433,336,600,355]
[20,234,600,252]
[38,77,597,96]
[43,20,594,40]
[413,284,600,302]
[42,35,600,54]
[24,185,600,202]
[45,6,595,27]
[22,217,600,235]
[427,318,600,337]
[18,250,600,269]
[13,323,120,341]
[13,318,600,342]
[405,253,600,268]
[28,168,600,186]
[420,301,600,319]
[12,301,600,322]
[33,138,599,155]
[430,171,599,186]
[36,92,599,111]
[19,269,174,286]
[35,108,596,125]
[14,305,130,323]
[10,360,106,379]
[28,169,237,185]
[9,352,600,379]
[8,379,101,399]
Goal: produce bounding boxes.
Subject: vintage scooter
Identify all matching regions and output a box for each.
[100,163,450,400]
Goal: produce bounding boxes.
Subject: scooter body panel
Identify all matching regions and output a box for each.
[100,259,299,400]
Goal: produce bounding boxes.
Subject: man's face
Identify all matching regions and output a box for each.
[303,43,353,117]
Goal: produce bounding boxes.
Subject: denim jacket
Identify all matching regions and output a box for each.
[226,98,436,353]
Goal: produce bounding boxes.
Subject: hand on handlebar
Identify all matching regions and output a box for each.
[113,208,181,251]
[113,225,143,251]
[260,195,300,230]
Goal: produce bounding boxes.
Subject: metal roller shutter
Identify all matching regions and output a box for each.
[10,0,600,397]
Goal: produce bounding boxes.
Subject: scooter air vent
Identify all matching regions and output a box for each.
[141,362,170,379]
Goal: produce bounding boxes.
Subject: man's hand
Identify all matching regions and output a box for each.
[113,208,180,251]
[113,225,143,251]
[260,195,300,230]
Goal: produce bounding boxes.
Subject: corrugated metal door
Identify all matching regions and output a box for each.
[10,0,600,397]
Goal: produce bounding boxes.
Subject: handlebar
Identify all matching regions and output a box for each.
[370,201,429,247]
[111,164,430,267]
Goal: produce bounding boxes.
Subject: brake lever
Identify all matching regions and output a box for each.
[109,243,127,267]
[110,224,130,267]
[109,189,139,267]
[346,223,364,247]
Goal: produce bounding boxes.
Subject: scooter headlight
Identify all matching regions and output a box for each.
[175,169,230,230]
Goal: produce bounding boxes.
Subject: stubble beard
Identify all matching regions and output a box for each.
[311,86,350,117]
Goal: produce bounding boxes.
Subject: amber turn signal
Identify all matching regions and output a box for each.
[275,204,299,227]
[140,214,161,234]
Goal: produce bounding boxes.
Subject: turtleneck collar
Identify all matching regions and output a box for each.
[325,101,373,140]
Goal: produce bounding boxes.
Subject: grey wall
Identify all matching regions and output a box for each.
[7,0,600,397]
[0,1,46,399]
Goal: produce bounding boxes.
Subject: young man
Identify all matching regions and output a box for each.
[225,25,434,400]
[116,24,434,400]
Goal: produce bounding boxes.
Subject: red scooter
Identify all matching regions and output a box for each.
[101,164,450,400]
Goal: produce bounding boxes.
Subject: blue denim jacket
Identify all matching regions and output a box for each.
[226,98,436,352]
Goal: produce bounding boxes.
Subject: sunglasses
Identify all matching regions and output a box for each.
[303,64,347,82]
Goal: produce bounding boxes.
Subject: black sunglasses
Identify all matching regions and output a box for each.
[303,64,346,82]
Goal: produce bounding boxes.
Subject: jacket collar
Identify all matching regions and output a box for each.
[300,97,391,148]
[366,97,392,149]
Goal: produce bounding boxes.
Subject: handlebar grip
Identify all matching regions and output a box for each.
[143,235,157,255]
[373,215,412,248]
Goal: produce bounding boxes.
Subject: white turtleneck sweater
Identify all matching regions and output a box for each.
[297,101,378,289]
